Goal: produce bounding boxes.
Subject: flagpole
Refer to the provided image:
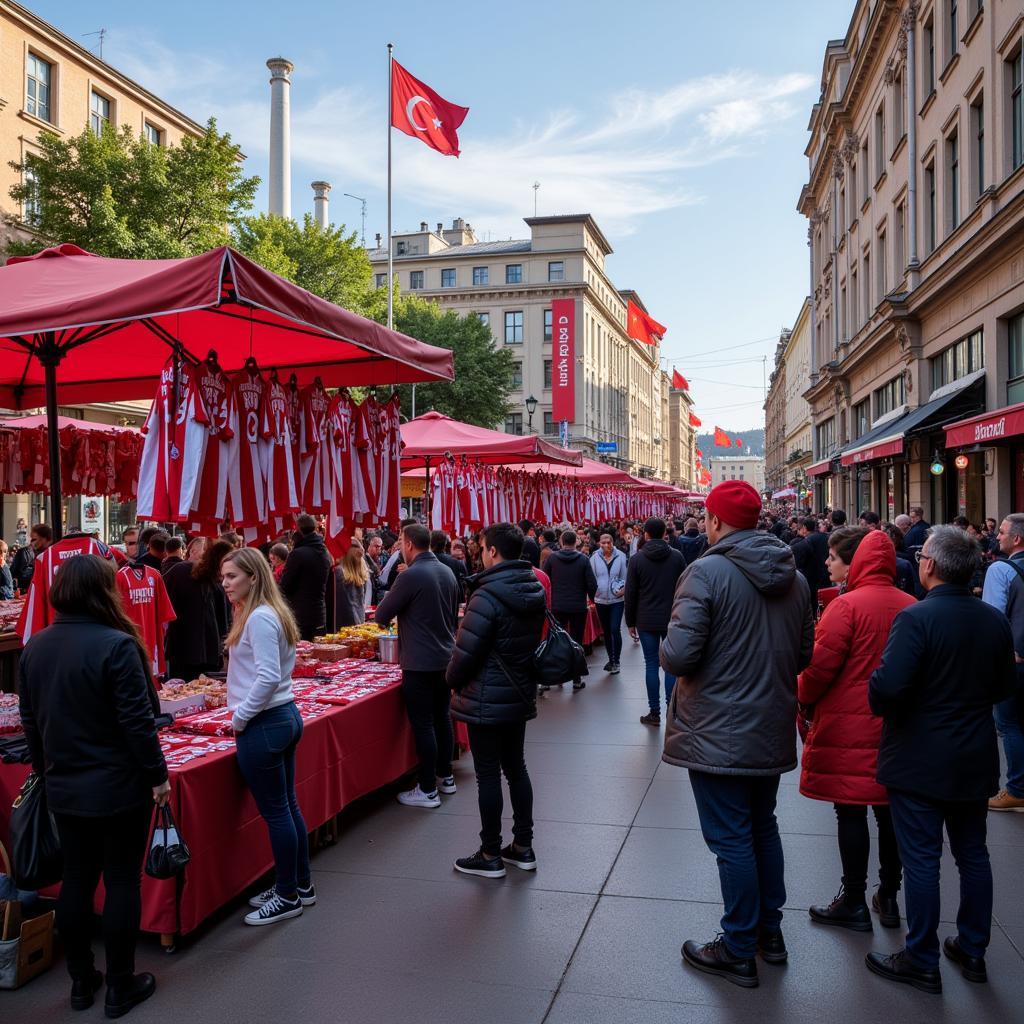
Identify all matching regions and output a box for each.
[386,42,394,333]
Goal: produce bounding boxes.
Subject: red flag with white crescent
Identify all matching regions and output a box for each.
[390,60,469,157]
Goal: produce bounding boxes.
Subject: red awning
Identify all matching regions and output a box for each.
[0,413,138,434]
[400,411,582,467]
[0,244,454,407]
[839,435,904,467]
[945,402,1024,448]
[538,457,635,483]
[806,459,833,477]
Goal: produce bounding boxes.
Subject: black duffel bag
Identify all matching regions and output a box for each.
[9,772,62,891]
[534,610,589,687]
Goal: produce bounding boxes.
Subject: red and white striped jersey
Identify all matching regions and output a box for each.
[116,564,176,678]
[298,380,331,514]
[262,376,300,529]
[227,368,270,530]
[189,363,234,533]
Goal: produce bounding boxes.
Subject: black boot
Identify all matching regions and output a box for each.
[865,949,941,994]
[104,973,156,1019]
[757,929,788,964]
[943,936,987,983]
[809,887,872,932]
[871,889,901,929]
[681,936,758,988]
[70,969,104,1011]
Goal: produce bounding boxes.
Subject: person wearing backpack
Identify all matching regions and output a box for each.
[447,523,547,879]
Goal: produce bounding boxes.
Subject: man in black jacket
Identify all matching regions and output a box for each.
[791,516,828,605]
[279,515,333,641]
[544,531,597,690]
[624,517,686,725]
[678,518,706,566]
[867,526,1016,994]
[11,522,51,592]
[902,505,930,550]
[447,523,546,878]
[431,529,468,603]
[377,524,458,809]
[518,520,541,568]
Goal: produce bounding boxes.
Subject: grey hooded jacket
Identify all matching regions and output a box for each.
[660,529,814,775]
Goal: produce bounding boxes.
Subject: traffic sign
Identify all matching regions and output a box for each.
[596,441,618,453]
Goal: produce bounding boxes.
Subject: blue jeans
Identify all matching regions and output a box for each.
[595,602,624,664]
[638,631,675,712]
[688,770,786,959]
[888,789,992,970]
[235,702,311,897]
[994,695,1024,797]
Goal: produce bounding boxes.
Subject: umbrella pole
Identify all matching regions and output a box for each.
[424,456,431,524]
[40,338,64,540]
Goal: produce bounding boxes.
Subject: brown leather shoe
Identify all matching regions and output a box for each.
[987,790,1024,812]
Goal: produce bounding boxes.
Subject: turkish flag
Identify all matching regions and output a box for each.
[734,438,743,448]
[714,426,731,447]
[390,60,469,157]
[626,300,667,345]
[689,412,702,427]
[671,370,689,390]
[695,448,703,457]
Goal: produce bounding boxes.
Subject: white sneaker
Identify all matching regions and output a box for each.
[244,892,303,926]
[249,883,316,908]
[437,775,457,795]
[397,785,441,808]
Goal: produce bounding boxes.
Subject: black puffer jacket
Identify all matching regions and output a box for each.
[447,560,547,726]
[546,547,597,614]
[279,530,333,635]
[624,538,686,632]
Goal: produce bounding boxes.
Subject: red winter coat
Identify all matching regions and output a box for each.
[798,530,916,805]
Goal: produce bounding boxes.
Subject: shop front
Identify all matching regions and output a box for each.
[806,457,836,512]
[945,401,1024,514]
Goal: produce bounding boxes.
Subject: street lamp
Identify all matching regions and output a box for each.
[525,394,538,433]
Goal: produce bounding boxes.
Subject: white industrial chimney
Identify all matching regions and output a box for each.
[266,57,293,217]
[311,181,331,228]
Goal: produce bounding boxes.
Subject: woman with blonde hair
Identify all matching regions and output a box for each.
[335,540,371,627]
[221,547,313,926]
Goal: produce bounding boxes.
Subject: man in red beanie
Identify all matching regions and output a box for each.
[660,479,814,988]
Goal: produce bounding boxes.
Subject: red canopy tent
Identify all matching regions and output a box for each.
[538,456,635,484]
[0,244,455,535]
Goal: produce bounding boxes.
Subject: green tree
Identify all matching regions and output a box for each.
[6,118,258,258]
[232,213,376,316]
[391,295,515,428]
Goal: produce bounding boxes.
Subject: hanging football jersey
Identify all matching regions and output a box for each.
[298,379,331,514]
[227,365,270,530]
[190,360,234,533]
[262,375,300,529]
[116,563,177,678]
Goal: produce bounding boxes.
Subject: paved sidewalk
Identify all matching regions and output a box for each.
[7,635,1023,1022]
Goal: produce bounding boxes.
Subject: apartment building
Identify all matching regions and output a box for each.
[368,214,675,478]
[764,332,790,492]
[798,0,1024,523]
[708,455,766,493]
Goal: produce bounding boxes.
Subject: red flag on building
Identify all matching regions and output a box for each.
[626,300,667,345]
[695,448,703,457]
[390,60,469,157]
[689,413,702,427]
[734,438,743,448]
[671,369,689,391]
[714,426,731,447]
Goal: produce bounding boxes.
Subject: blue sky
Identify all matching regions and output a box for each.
[32,0,856,429]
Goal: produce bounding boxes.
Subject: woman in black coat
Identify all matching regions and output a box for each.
[19,554,169,1017]
[446,524,547,879]
[163,538,233,680]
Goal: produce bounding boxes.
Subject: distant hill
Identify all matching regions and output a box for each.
[697,428,764,458]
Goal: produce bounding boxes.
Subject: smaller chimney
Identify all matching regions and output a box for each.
[436,222,443,233]
[311,181,331,228]
[375,232,382,247]
[419,221,428,231]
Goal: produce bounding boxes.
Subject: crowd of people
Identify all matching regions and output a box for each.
[8,479,1024,1012]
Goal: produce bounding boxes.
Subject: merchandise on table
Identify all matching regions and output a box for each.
[308,643,350,662]
[159,676,228,717]
[0,692,21,735]
[0,598,24,633]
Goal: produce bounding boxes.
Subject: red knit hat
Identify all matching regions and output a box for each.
[705,479,762,530]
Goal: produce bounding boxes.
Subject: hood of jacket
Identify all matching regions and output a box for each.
[549,547,585,566]
[293,530,326,550]
[845,529,897,591]
[706,529,796,597]
[468,560,547,614]
[639,538,673,562]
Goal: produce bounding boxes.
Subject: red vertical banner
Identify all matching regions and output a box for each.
[551,298,575,425]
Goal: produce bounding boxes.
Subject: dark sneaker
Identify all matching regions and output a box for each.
[681,936,758,988]
[871,890,900,929]
[865,949,941,994]
[573,680,586,690]
[610,662,621,674]
[603,661,614,671]
[437,775,457,795]
[757,929,788,964]
[104,973,156,1019]
[501,844,537,871]
[70,969,104,1011]
[244,892,303,926]
[454,850,506,878]
[943,936,987,983]
[809,888,872,931]
[640,710,661,726]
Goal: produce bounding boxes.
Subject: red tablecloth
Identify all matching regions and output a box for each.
[0,682,415,937]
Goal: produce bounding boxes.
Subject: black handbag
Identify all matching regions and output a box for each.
[9,772,62,891]
[534,610,589,686]
[145,804,190,880]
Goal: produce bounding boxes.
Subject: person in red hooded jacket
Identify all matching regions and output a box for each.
[798,527,916,933]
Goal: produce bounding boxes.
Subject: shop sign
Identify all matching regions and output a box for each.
[551,298,576,424]
[945,403,1024,449]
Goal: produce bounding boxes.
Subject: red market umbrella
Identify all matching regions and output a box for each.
[538,456,634,483]
[0,244,454,535]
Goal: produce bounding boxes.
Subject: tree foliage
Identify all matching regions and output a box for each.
[6,119,258,258]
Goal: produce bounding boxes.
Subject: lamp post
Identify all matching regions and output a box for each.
[525,394,538,433]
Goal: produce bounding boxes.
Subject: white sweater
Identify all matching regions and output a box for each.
[227,605,296,731]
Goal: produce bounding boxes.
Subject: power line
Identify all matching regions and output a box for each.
[688,377,765,390]
[665,333,779,362]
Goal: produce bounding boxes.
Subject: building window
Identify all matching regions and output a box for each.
[1012,50,1023,172]
[877,229,887,298]
[1009,313,1024,403]
[472,266,488,285]
[931,329,984,391]
[505,413,523,435]
[441,268,455,288]
[26,54,52,123]
[511,362,523,389]
[946,129,960,232]
[543,412,555,435]
[924,17,936,95]
[504,311,524,344]
[475,311,490,329]
[924,161,937,254]
[90,91,110,135]
[860,140,870,204]
[850,268,859,334]
[971,95,985,197]
[22,163,41,226]
[543,359,552,389]
[848,166,858,223]
[396,241,407,256]
[543,308,552,342]
[505,264,523,284]
[374,273,387,288]
[894,201,905,275]
[409,270,424,290]
[853,399,871,439]
[874,104,885,180]
[548,261,564,282]
[874,375,906,418]
[840,284,848,342]
[948,0,958,61]
[894,68,905,143]
[816,417,836,455]
[863,249,872,320]
[144,122,162,146]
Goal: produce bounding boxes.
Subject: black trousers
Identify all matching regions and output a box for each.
[53,803,152,985]
[467,721,533,855]
[834,803,902,900]
[401,669,453,794]
[553,610,587,684]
